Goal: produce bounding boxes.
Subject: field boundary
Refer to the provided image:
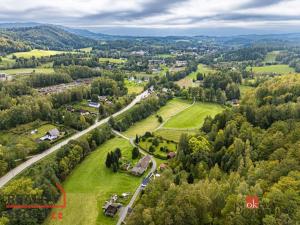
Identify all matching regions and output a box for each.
[154,99,195,132]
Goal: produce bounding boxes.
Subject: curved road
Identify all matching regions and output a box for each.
[113,130,157,225]
[0,90,150,189]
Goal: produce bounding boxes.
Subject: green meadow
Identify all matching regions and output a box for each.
[125,80,146,94]
[247,64,295,74]
[8,49,66,59]
[264,51,280,63]
[176,64,216,88]
[44,137,143,225]
[0,67,55,75]
[99,58,126,64]
[163,102,224,129]
[123,98,192,138]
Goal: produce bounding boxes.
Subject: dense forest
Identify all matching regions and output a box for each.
[127,75,300,225]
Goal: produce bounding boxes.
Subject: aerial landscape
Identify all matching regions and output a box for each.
[0,0,300,225]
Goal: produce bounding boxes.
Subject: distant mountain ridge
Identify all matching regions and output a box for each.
[0,25,97,52]
[1,22,300,53]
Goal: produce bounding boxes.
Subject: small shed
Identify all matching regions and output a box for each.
[159,163,167,171]
[167,152,176,159]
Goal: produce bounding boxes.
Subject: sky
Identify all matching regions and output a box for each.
[0,0,300,36]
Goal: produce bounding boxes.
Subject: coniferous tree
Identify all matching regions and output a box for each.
[105,152,112,168]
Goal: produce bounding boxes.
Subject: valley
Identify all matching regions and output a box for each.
[0,21,300,225]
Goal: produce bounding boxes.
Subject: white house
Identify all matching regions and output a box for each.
[40,128,60,141]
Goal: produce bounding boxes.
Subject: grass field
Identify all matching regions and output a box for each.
[157,54,174,58]
[247,64,295,74]
[99,58,126,64]
[80,47,93,53]
[0,67,55,75]
[44,137,143,225]
[175,77,198,88]
[176,64,215,88]
[240,85,255,97]
[125,80,145,94]
[0,57,15,68]
[123,98,192,138]
[154,129,198,142]
[187,64,216,80]
[163,102,224,129]
[264,51,280,63]
[8,49,66,59]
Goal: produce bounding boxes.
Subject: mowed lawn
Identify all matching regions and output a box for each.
[248,64,295,74]
[123,98,192,138]
[163,102,224,129]
[8,49,66,58]
[44,137,143,225]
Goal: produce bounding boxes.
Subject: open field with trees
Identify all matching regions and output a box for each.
[176,64,215,88]
[0,67,55,75]
[187,64,216,80]
[43,137,142,225]
[123,98,192,138]
[99,58,126,64]
[163,102,224,129]
[125,80,145,94]
[0,121,70,175]
[138,134,177,159]
[247,64,295,74]
[264,51,280,63]
[127,74,300,225]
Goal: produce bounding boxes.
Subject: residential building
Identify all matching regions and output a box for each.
[131,155,151,176]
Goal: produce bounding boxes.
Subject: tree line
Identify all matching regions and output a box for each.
[109,94,170,132]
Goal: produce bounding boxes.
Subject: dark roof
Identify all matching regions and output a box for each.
[105,205,118,217]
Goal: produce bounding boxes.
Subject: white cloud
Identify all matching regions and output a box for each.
[0,0,299,31]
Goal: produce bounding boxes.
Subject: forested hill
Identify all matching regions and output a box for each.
[0,25,96,52]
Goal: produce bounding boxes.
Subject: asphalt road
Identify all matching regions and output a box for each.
[0,90,149,189]
[113,130,157,225]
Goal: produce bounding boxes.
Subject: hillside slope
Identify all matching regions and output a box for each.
[0,25,96,52]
